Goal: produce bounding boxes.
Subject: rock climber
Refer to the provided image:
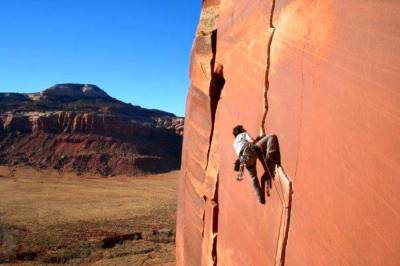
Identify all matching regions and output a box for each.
[233,124,279,204]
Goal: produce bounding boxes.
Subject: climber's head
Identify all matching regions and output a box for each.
[233,125,245,137]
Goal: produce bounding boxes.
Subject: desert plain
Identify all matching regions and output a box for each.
[0,166,178,265]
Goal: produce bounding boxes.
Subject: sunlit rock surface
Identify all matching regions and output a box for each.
[177,0,400,265]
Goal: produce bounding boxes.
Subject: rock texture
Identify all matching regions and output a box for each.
[0,84,183,176]
[177,1,400,265]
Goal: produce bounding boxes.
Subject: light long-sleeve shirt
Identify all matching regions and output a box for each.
[233,132,253,156]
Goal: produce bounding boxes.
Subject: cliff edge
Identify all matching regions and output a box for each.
[177,1,400,265]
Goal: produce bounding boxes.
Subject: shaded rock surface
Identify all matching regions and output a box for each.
[177,1,400,266]
[0,84,184,176]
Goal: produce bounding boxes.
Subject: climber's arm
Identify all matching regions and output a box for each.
[245,133,256,144]
[237,164,244,181]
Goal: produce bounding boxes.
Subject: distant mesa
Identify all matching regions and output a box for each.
[0,83,184,176]
[42,83,111,99]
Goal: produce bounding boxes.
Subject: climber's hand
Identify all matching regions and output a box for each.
[237,166,244,181]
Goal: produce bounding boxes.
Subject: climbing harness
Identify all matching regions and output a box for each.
[235,142,258,181]
[239,142,258,165]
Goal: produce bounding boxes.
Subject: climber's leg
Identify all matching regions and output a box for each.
[246,164,265,204]
[256,134,280,164]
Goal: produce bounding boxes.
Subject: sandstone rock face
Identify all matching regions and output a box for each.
[0,84,183,176]
[177,1,400,265]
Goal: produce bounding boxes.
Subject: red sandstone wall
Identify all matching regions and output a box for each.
[177,0,400,265]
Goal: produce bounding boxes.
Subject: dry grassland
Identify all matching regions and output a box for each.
[0,166,179,265]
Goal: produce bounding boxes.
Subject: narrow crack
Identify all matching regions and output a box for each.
[205,29,220,169]
[261,0,277,132]
[262,1,294,266]
[201,6,222,266]
[211,178,219,266]
[202,196,207,238]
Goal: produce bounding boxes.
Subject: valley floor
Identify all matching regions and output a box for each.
[0,166,178,265]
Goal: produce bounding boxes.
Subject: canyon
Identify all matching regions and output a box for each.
[0,84,183,176]
[177,1,400,265]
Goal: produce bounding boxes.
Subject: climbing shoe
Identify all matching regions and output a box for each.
[259,197,266,204]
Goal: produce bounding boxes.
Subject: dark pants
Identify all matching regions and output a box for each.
[245,134,279,201]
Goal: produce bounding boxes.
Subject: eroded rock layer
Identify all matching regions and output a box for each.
[177,1,400,265]
[0,84,183,176]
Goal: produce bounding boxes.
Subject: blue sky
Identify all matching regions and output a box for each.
[0,0,201,116]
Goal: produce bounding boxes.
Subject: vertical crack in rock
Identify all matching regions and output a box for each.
[261,0,277,131]
[206,56,223,266]
[262,1,294,265]
[274,167,293,266]
[206,29,219,168]
[202,196,207,238]
[197,2,222,264]
[211,178,219,266]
